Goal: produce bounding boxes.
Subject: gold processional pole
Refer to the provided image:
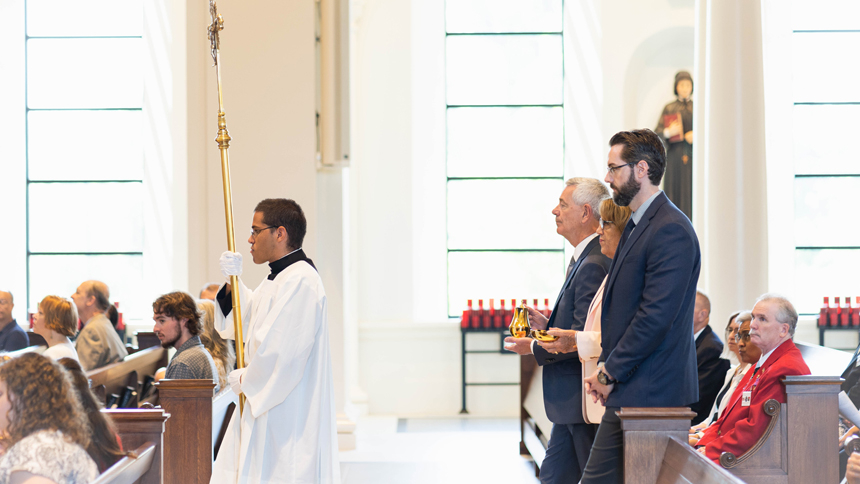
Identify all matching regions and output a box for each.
[208,0,246,415]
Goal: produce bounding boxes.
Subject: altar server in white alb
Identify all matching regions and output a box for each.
[211,198,340,484]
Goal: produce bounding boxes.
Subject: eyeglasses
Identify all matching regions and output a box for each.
[606,162,636,175]
[0,300,9,306]
[250,226,277,239]
[599,219,615,230]
[735,331,751,343]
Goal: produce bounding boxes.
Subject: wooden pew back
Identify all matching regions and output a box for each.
[88,347,167,405]
[155,379,216,484]
[92,442,156,484]
[103,409,169,484]
[619,407,745,484]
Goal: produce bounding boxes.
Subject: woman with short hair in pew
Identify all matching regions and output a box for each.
[57,358,126,473]
[197,300,236,392]
[689,317,762,446]
[691,311,753,434]
[534,198,633,425]
[32,296,79,362]
[0,353,98,483]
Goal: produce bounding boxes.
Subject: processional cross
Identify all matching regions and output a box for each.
[208,0,246,415]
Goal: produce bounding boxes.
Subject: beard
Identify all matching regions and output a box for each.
[159,332,180,348]
[611,169,641,207]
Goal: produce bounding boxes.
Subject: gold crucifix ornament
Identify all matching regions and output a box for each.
[208,0,246,415]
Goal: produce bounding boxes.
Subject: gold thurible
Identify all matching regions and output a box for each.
[209,0,245,416]
[509,301,530,338]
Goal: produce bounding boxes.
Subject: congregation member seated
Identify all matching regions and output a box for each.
[106,304,126,346]
[690,291,731,425]
[153,291,221,392]
[0,290,29,353]
[198,300,236,391]
[0,353,98,483]
[57,358,126,473]
[691,315,761,443]
[33,295,80,362]
[692,311,754,431]
[71,280,128,371]
[695,294,810,462]
[200,283,221,301]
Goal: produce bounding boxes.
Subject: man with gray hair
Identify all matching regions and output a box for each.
[696,293,809,462]
[71,280,128,371]
[504,177,610,483]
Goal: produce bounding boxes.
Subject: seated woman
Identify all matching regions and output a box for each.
[57,358,126,473]
[197,300,236,392]
[690,317,764,446]
[692,311,753,431]
[535,197,632,422]
[0,353,98,483]
[33,295,79,362]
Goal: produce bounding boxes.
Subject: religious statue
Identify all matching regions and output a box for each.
[655,71,694,220]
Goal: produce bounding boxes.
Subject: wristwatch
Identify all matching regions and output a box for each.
[597,369,617,386]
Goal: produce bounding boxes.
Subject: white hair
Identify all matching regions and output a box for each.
[755,293,798,336]
[565,178,610,219]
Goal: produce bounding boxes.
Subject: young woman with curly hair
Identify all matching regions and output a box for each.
[57,358,126,473]
[0,352,98,483]
[33,296,80,362]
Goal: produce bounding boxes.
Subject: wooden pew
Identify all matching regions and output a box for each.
[92,442,157,484]
[619,407,744,484]
[88,347,168,406]
[104,408,169,484]
[716,376,841,484]
[155,379,216,483]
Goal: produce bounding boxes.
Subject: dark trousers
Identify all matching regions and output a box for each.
[539,422,598,484]
[580,406,623,484]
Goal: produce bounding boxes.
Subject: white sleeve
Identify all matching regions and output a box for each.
[576,331,602,361]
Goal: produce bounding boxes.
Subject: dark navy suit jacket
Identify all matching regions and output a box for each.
[600,192,701,408]
[690,325,730,425]
[534,236,610,424]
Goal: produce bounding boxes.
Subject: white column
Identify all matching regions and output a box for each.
[694,0,769,322]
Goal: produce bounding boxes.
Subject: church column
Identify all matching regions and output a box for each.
[693,0,769,320]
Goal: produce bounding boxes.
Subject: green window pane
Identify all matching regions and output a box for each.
[28,110,143,181]
[28,254,144,318]
[27,38,143,109]
[794,249,860,315]
[447,107,563,178]
[446,34,562,106]
[448,179,565,250]
[792,33,860,103]
[29,182,143,253]
[448,251,564,316]
[446,0,562,34]
[793,105,860,175]
[794,177,860,247]
[791,0,860,31]
[27,0,142,37]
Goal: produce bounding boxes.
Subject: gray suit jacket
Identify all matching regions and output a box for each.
[75,314,128,371]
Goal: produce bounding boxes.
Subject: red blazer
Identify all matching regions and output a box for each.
[697,339,809,462]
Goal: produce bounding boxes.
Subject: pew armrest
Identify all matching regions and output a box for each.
[719,398,781,468]
[92,442,156,484]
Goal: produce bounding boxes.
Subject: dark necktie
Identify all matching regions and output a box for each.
[565,255,576,278]
[618,219,636,252]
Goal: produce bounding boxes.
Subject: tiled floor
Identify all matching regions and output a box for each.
[339,416,540,484]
